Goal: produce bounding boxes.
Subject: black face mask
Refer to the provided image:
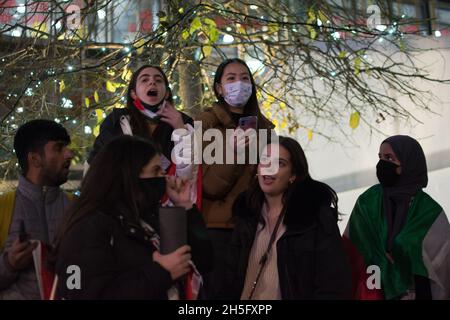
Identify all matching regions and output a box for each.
[141,99,164,113]
[376,160,400,187]
[137,177,166,218]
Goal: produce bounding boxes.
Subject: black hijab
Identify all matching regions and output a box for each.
[380,135,428,252]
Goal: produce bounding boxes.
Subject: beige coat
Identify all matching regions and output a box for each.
[196,103,274,228]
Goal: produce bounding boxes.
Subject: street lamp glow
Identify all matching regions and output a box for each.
[17,5,26,14]
[223,34,234,43]
[97,10,106,20]
[332,31,341,39]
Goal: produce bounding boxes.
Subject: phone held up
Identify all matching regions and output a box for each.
[238,115,258,131]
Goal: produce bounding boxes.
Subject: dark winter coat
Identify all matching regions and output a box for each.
[55,205,212,299]
[88,108,193,164]
[222,179,352,299]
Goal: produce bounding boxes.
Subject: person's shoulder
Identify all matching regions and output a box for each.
[179,111,193,125]
[102,108,130,126]
[417,190,444,212]
[358,184,382,201]
[195,106,216,121]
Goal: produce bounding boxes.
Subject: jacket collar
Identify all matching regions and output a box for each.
[17,175,61,204]
[211,103,236,129]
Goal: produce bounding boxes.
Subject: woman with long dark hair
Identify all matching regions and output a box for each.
[222,136,351,299]
[53,135,212,299]
[195,58,274,298]
[88,65,199,205]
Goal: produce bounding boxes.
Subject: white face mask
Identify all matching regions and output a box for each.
[223,81,253,107]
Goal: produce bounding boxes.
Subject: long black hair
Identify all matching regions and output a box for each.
[245,136,338,221]
[53,135,160,253]
[126,65,173,139]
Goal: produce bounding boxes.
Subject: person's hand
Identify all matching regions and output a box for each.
[153,245,192,280]
[157,101,184,129]
[6,238,38,271]
[165,176,193,210]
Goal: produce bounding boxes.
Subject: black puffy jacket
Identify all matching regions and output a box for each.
[222,179,352,300]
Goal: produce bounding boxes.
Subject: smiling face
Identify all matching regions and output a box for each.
[131,67,169,106]
[257,144,296,197]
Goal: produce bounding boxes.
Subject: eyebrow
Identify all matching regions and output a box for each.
[138,73,163,80]
[379,152,394,157]
[224,72,250,76]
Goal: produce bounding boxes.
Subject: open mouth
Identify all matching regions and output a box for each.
[147,90,158,97]
[262,175,276,182]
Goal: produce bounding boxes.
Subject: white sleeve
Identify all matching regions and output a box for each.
[171,123,198,204]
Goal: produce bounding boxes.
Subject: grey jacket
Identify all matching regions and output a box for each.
[0,176,71,300]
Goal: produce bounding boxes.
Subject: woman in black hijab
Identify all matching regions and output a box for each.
[344,135,450,300]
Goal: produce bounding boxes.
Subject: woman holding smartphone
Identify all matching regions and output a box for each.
[88,65,199,205]
[195,58,274,298]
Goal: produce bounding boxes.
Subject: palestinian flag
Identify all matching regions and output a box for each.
[343,185,450,300]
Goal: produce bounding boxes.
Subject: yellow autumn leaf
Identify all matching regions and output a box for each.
[204,18,216,27]
[262,101,271,110]
[93,125,100,137]
[354,57,362,75]
[85,97,90,108]
[178,8,184,14]
[107,69,115,77]
[318,11,328,25]
[267,95,275,104]
[279,102,286,110]
[182,29,190,40]
[281,119,287,129]
[236,24,246,34]
[265,111,272,119]
[122,68,132,82]
[256,91,262,100]
[349,111,360,129]
[307,129,313,141]
[95,109,105,123]
[31,21,48,38]
[106,81,116,93]
[135,38,146,55]
[310,29,317,39]
[190,17,202,34]
[272,119,279,128]
[268,23,279,34]
[59,80,65,93]
[203,45,213,57]
[94,91,99,103]
[338,51,347,59]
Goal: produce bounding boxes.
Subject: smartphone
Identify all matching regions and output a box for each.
[19,220,28,242]
[159,206,187,254]
[238,116,258,130]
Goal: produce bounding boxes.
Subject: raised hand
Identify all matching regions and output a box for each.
[165,175,192,210]
[157,101,185,129]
